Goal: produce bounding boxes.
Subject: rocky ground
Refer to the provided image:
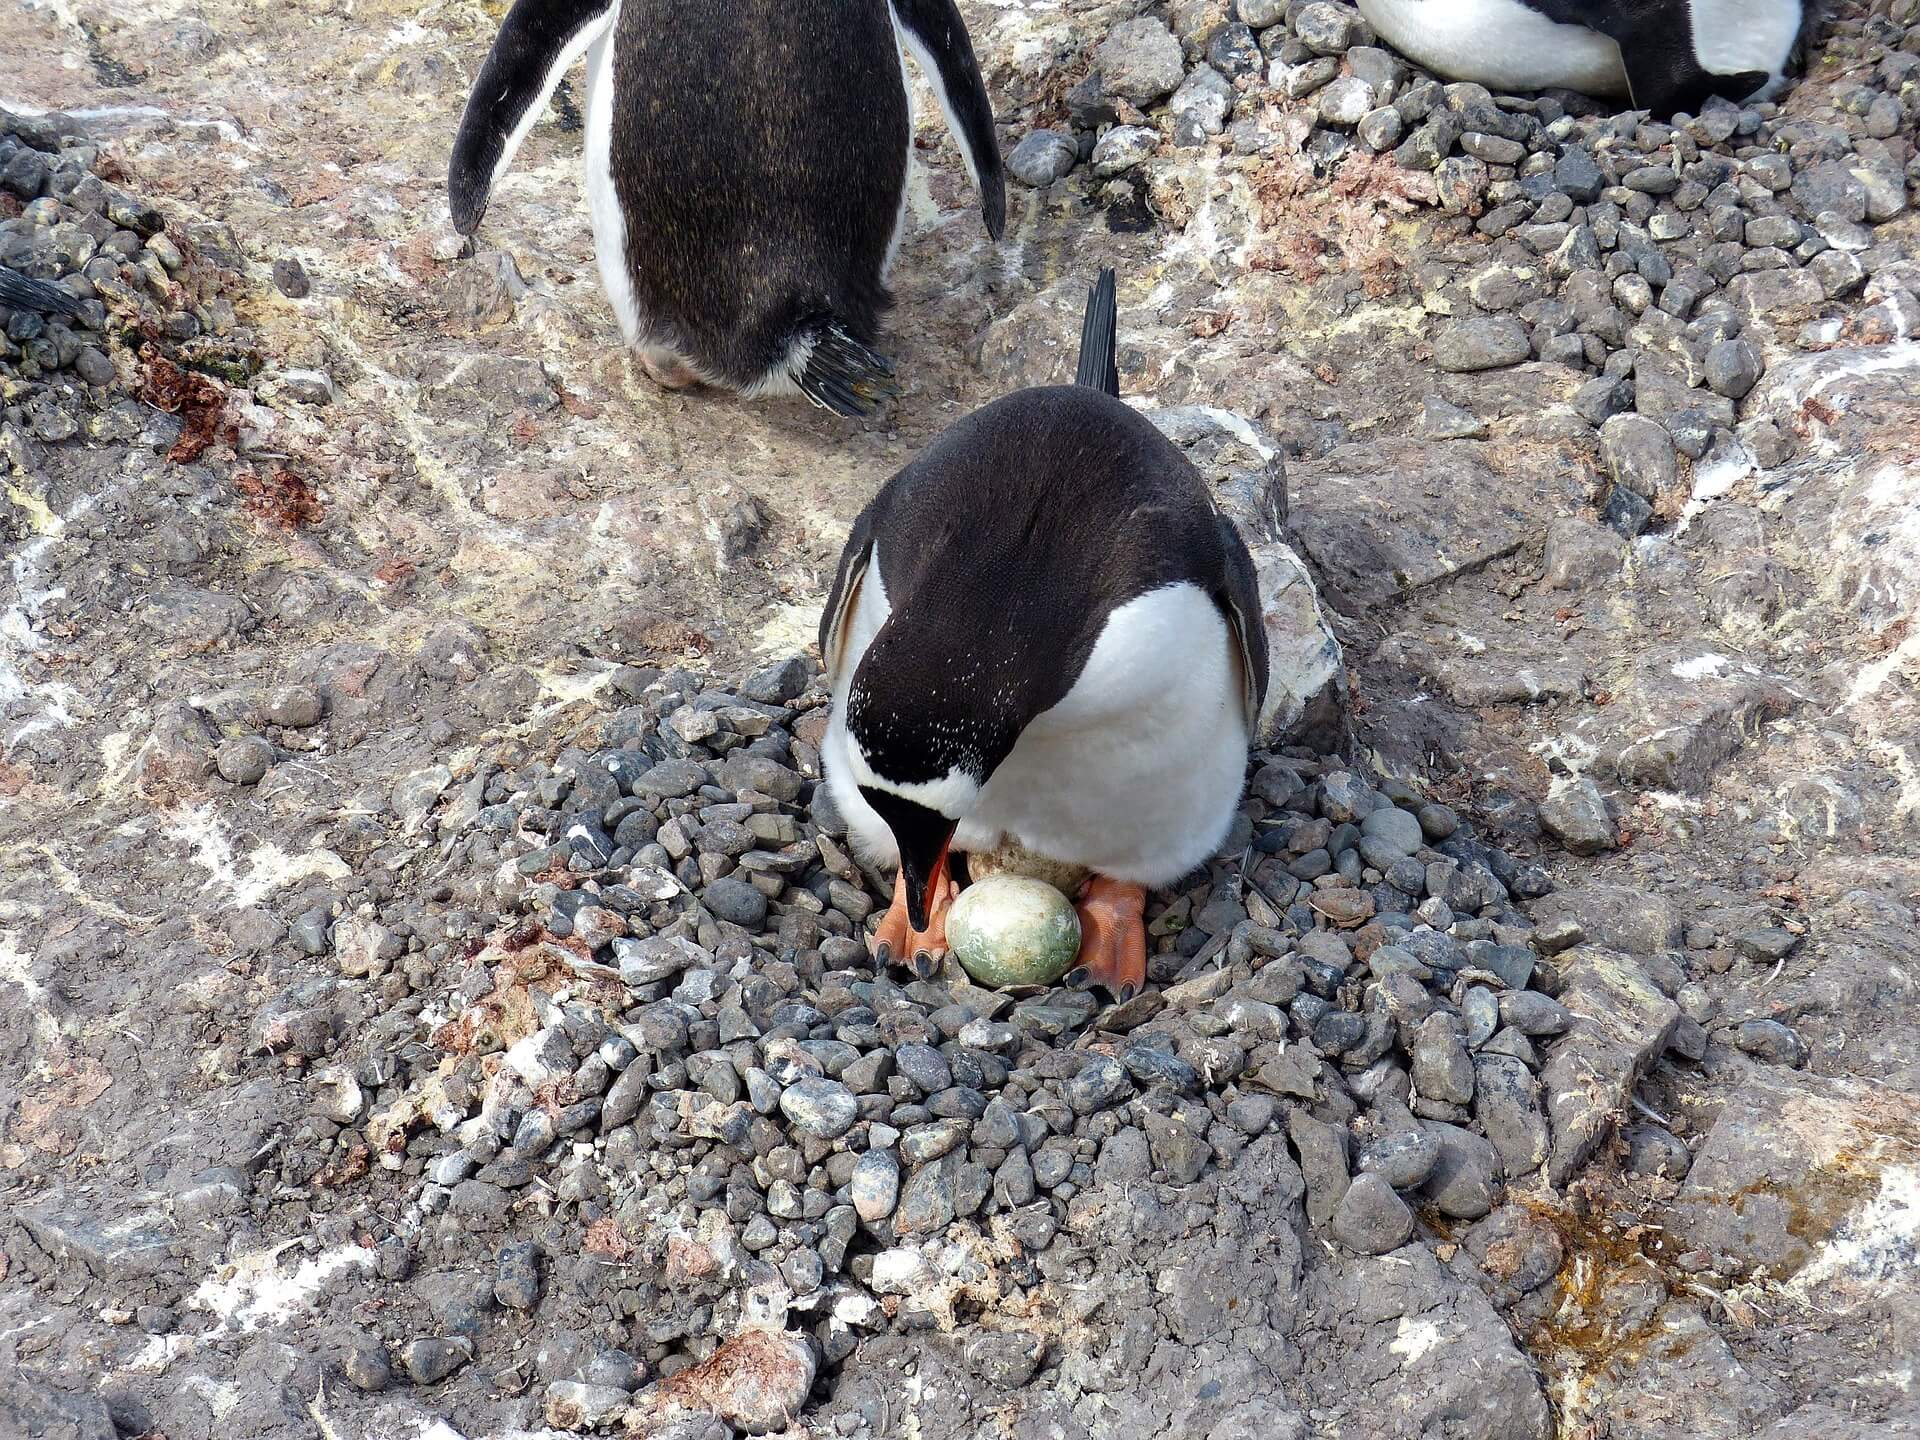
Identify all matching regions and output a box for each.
[4,0,1919,1437]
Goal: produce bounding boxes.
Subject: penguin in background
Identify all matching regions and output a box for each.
[819,271,1269,999]
[449,0,1006,416]
[1355,0,1817,118]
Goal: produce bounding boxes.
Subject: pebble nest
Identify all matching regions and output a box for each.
[268,653,1593,1431]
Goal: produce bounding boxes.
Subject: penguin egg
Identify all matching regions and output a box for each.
[946,874,1082,989]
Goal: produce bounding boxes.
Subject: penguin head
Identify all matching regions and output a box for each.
[843,654,1029,930]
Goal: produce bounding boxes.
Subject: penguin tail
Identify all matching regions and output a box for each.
[794,321,900,418]
[0,266,81,318]
[1074,268,1120,398]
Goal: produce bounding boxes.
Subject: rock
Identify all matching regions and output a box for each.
[1461,1206,1565,1304]
[1144,1110,1213,1184]
[214,734,275,784]
[1095,18,1185,106]
[1301,1243,1550,1436]
[495,1241,541,1310]
[403,1336,474,1385]
[1008,130,1077,187]
[1474,1055,1549,1176]
[894,1154,959,1236]
[1091,124,1158,177]
[1734,927,1799,963]
[1533,885,1678,957]
[0,1371,116,1440]
[1316,75,1375,127]
[1624,1124,1692,1179]
[1289,1109,1351,1226]
[1600,414,1678,501]
[1358,1127,1440,1189]
[1416,395,1486,440]
[1359,804,1422,858]
[1734,1019,1808,1068]
[1541,949,1681,1187]
[545,1382,632,1430]
[1171,65,1234,143]
[1332,1172,1415,1254]
[1433,317,1531,372]
[1498,991,1571,1036]
[1294,1,1366,53]
[1538,777,1616,856]
[1544,516,1627,592]
[851,1149,899,1222]
[779,1078,858,1139]
[1555,146,1604,202]
[1411,1013,1475,1105]
[1706,336,1763,399]
[629,1326,817,1436]
[341,1335,391,1391]
[702,877,768,928]
[1418,1121,1501,1219]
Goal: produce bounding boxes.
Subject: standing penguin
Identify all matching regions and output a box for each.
[1355,0,1813,117]
[449,0,1006,415]
[819,271,1269,999]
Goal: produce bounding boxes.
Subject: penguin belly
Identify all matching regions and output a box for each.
[1356,0,1629,98]
[958,583,1250,889]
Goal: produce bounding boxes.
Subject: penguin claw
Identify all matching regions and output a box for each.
[1071,876,1149,1003]
[1065,967,1090,989]
[870,866,956,977]
[873,941,893,970]
[912,949,942,979]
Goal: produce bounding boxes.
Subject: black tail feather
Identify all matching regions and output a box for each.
[0,266,81,318]
[1074,268,1119,397]
[795,323,900,418]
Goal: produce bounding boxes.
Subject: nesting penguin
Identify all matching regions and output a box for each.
[449,0,1005,415]
[1355,0,1812,117]
[820,271,1268,999]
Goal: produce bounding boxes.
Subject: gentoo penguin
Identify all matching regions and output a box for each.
[819,271,1268,998]
[449,0,1006,415]
[0,266,81,318]
[1355,0,1812,116]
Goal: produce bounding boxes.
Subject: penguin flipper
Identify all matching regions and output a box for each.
[0,266,81,318]
[1073,268,1120,397]
[820,506,876,685]
[449,0,616,236]
[1213,513,1270,738]
[889,0,1007,240]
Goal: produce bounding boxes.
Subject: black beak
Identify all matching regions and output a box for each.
[861,788,959,933]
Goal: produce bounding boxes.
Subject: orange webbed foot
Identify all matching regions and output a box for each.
[869,862,958,979]
[1068,875,1148,1002]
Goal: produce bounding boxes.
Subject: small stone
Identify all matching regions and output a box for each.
[215,734,274,785]
[1294,1,1366,54]
[779,1077,858,1139]
[1332,1172,1415,1254]
[544,1382,632,1431]
[1733,927,1798,962]
[1599,414,1678,500]
[1067,1056,1132,1114]
[851,1149,900,1222]
[702,877,768,928]
[1359,804,1423,858]
[1498,991,1571,1035]
[1095,17,1185,106]
[1624,1124,1693,1179]
[403,1337,474,1386]
[264,684,324,727]
[1412,1013,1475,1105]
[1008,130,1078,187]
[272,256,311,298]
[1092,124,1158,178]
[1705,337,1762,400]
[1433,316,1530,372]
[1358,1128,1440,1189]
[1357,106,1404,152]
[342,1336,391,1392]
[1317,75,1375,127]
[495,1241,541,1310]
[1734,1018,1807,1068]
[1538,777,1616,856]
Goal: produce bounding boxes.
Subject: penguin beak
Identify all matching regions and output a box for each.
[861,788,959,933]
[900,826,955,933]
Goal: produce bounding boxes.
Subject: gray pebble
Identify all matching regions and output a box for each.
[1734,1018,1807,1068]
[779,1077,858,1138]
[1357,1128,1440,1189]
[1008,130,1078,187]
[215,735,274,785]
[403,1337,474,1386]
[1332,1172,1415,1254]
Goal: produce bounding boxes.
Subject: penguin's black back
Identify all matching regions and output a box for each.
[611,0,909,388]
[842,386,1264,784]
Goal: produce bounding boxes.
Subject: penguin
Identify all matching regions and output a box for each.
[449,0,1006,416]
[1354,0,1813,117]
[0,267,81,318]
[819,270,1269,999]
